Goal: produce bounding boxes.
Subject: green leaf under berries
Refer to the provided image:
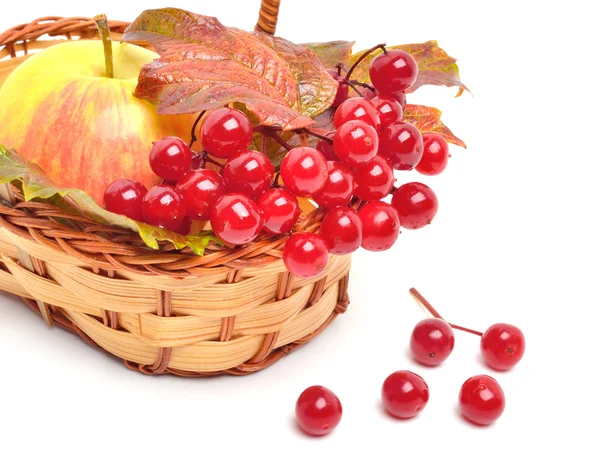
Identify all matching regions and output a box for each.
[403,104,466,148]
[122,8,338,130]
[302,41,355,69]
[0,145,219,255]
[348,41,469,95]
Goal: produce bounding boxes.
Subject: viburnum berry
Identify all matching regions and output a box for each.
[280,147,328,197]
[149,136,192,181]
[176,169,224,221]
[172,216,193,236]
[392,91,407,109]
[327,69,349,108]
[382,370,429,419]
[333,97,381,131]
[353,155,395,201]
[295,386,342,436]
[358,201,400,251]
[459,375,505,426]
[257,188,300,235]
[200,107,253,159]
[319,206,362,255]
[313,161,354,209]
[369,49,418,94]
[333,120,379,167]
[416,133,450,176]
[222,150,274,198]
[283,233,330,278]
[189,153,205,171]
[379,122,424,170]
[103,179,147,221]
[142,185,187,231]
[316,134,338,161]
[210,193,263,245]
[410,318,455,366]
[481,323,526,371]
[369,95,403,126]
[391,182,439,230]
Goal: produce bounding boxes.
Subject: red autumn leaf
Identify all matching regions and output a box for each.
[403,104,466,148]
[348,41,469,96]
[122,8,338,130]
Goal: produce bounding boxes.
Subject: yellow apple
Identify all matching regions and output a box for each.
[0,40,194,204]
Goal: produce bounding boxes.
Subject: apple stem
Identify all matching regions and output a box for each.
[94,14,114,79]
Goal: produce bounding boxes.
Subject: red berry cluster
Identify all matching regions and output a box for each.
[295,289,526,436]
[103,47,451,279]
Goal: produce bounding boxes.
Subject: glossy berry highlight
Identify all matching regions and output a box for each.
[295,386,342,437]
[142,185,186,231]
[320,206,362,255]
[358,201,400,252]
[382,370,429,419]
[459,375,505,426]
[392,182,439,230]
[369,95,403,126]
[176,169,224,221]
[200,107,253,159]
[280,147,328,197]
[369,49,418,94]
[410,318,455,366]
[379,122,424,170]
[223,150,274,198]
[210,193,263,245]
[313,161,355,209]
[283,233,330,278]
[149,136,192,181]
[333,120,379,167]
[103,179,147,221]
[481,323,526,371]
[353,155,395,201]
[416,133,450,176]
[257,188,300,235]
[333,97,381,131]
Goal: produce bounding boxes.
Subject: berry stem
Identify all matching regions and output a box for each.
[198,151,223,168]
[299,132,309,147]
[343,80,367,97]
[265,130,293,151]
[93,14,114,79]
[408,288,484,337]
[344,43,387,82]
[188,110,206,149]
[301,128,332,144]
[261,132,269,154]
[349,80,376,93]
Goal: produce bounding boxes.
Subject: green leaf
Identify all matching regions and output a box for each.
[402,104,466,148]
[348,41,469,95]
[303,41,355,69]
[122,8,338,130]
[0,145,219,255]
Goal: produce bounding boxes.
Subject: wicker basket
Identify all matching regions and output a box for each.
[0,0,351,377]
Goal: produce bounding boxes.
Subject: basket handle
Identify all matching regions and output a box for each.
[255,0,281,35]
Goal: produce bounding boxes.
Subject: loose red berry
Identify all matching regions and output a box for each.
[210,193,263,245]
[176,169,224,221]
[370,95,403,126]
[357,201,400,251]
[295,386,342,436]
[280,147,328,197]
[379,122,424,170]
[200,107,253,159]
[257,188,300,235]
[328,69,349,108]
[222,150,274,198]
[410,318,455,366]
[392,182,439,230]
[369,50,418,94]
[283,233,330,278]
[333,120,379,167]
[142,185,187,231]
[103,179,147,221]
[320,206,362,255]
[459,375,505,426]
[481,323,526,371]
[149,137,192,181]
[334,98,381,130]
[313,161,355,209]
[416,133,450,176]
[353,155,395,201]
[382,370,429,419]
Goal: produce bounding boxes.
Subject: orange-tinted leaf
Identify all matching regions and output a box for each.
[122,8,337,130]
[303,41,355,69]
[403,104,466,148]
[349,41,469,96]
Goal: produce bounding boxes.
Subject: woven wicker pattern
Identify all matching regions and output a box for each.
[0,2,351,377]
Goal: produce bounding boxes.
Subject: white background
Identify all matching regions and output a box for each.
[1,0,598,454]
